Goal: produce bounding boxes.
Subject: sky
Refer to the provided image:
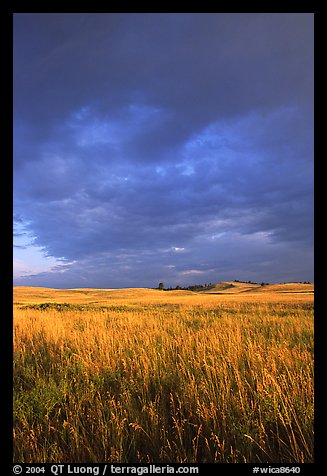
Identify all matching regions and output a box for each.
[13,13,314,288]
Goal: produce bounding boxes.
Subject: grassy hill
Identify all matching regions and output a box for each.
[199,281,261,294]
[254,282,314,294]
[13,282,314,310]
[13,286,195,307]
[199,281,314,295]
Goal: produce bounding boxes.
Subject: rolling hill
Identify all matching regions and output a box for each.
[13,281,313,307]
[198,281,314,294]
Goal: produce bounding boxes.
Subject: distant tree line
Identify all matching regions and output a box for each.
[157,282,215,292]
[233,279,268,285]
[234,279,311,285]
[281,281,312,284]
[233,279,272,286]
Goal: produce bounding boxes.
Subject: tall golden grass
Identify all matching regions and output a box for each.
[13,288,314,463]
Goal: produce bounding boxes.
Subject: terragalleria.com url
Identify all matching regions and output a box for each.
[49,465,199,475]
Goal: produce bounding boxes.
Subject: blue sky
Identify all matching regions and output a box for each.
[13,13,314,288]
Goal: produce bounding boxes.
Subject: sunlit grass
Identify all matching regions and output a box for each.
[13,288,314,463]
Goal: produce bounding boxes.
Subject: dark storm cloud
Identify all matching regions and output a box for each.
[13,13,314,287]
[14,13,312,144]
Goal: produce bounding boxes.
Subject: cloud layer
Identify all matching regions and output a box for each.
[14,13,314,287]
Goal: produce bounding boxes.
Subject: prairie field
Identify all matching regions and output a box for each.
[13,284,314,463]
